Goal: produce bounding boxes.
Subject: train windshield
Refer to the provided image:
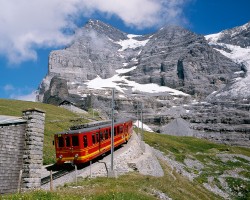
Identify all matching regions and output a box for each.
[65,136,70,147]
[58,136,64,147]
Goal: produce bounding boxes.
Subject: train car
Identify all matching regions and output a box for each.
[54,119,133,165]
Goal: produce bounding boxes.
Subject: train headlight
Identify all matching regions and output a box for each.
[74,154,79,158]
[59,155,63,159]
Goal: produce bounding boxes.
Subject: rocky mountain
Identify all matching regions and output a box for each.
[37,19,242,103]
[207,21,250,48]
[125,26,241,97]
[37,20,250,147]
[205,21,250,102]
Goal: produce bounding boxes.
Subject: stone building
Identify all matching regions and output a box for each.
[0,108,45,194]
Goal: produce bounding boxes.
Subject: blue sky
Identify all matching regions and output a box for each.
[0,0,250,101]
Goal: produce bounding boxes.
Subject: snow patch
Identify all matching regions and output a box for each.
[115,34,149,51]
[119,94,126,98]
[116,66,137,74]
[205,33,222,43]
[131,57,138,62]
[134,120,154,132]
[85,74,189,96]
[234,71,244,74]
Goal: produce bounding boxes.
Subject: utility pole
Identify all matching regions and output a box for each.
[140,102,144,141]
[137,101,139,136]
[111,88,115,172]
[91,94,94,118]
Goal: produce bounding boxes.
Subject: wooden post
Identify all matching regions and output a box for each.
[50,170,53,191]
[17,169,22,193]
[75,165,77,184]
[90,160,92,178]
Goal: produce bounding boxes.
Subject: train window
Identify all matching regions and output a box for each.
[92,134,96,144]
[58,137,64,147]
[105,130,108,139]
[100,131,103,140]
[125,125,128,133]
[114,127,117,136]
[108,129,111,138]
[119,126,123,134]
[72,136,79,146]
[96,132,99,143]
[83,135,88,148]
[65,136,70,147]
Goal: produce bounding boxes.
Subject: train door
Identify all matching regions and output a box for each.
[99,130,104,151]
[64,134,71,152]
[71,134,80,157]
[124,124,128,141]
[96,131,100,151]
[64,134,80,158]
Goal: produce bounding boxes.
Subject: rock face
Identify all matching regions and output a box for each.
[205,21,250,102]
[43,76,69,105]
[37,20,250,147]
[127,26,240,97]
[188,102,250,147]
[208,21,250,48]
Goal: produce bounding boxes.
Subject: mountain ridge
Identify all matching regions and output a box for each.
[37,20,244,103]
[206,21,250,48]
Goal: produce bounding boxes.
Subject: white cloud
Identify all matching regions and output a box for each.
[0,0,79,63]
[3,84,15,91]
[0,0,189,63]
[80,0,189,28]
[11,90,37,102]
[2,84,37,101]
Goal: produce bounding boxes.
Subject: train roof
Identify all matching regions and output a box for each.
[55,118,132,135]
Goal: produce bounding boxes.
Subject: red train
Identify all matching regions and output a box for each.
[54,119,133,165]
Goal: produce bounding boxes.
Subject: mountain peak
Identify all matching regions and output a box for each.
[152,25,200,44]
[84,19,127,41]
[87,19,108,27]
[206,21,250,47]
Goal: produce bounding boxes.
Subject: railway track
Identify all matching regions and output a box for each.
[41,133,130,186]
[41,168,75,185]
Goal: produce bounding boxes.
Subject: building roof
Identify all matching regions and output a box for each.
[59,100,75,106]
[0,115,26,125]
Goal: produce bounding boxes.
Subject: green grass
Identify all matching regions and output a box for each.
[1,170,221,200]
[0,98,91,164]
[225,177,250,200]
[143,130,250,199]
